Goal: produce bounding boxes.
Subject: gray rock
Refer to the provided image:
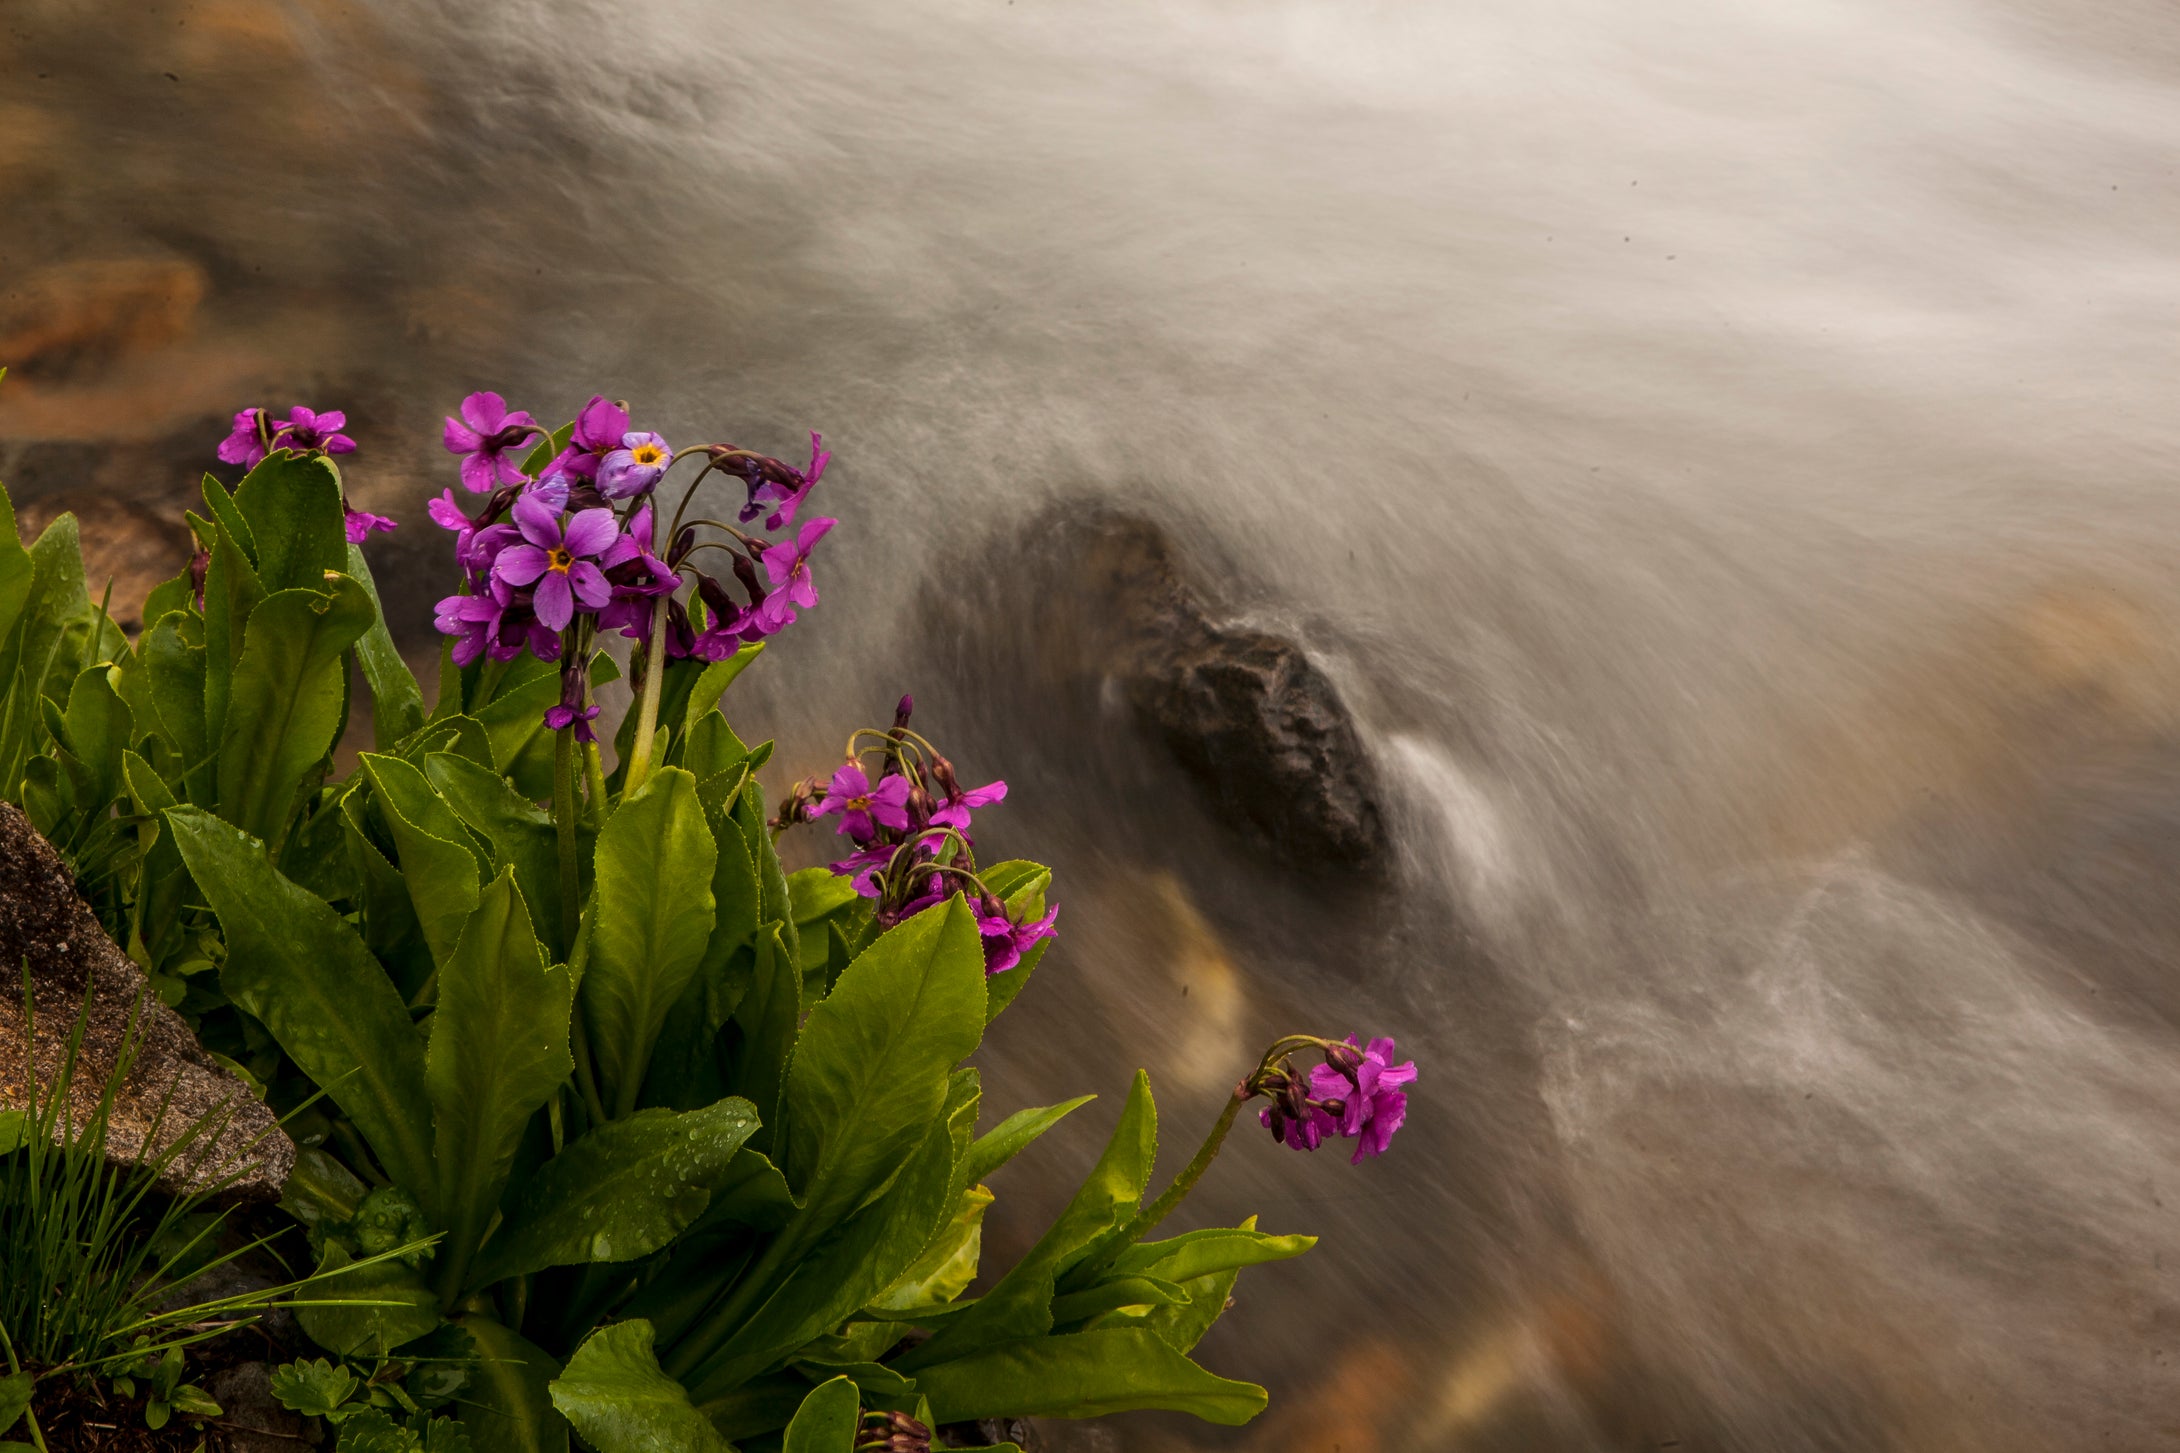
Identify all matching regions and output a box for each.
[1042,510,1388,871]
[206,1361,318,1451]
[0,801,293,1200]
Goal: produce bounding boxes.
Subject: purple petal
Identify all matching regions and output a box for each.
[462,391,508,433]
[567,561,611,609]
[443,416,484,454]
[533,572,574,632]
[562,507,619,559]
[459,451,497,494]
[512,493,563,548]
[495,545,551,587]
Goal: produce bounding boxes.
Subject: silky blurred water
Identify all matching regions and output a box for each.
[10,0,2180,1446]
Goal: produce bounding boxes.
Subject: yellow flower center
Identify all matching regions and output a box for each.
[547,546,573,572]
[848,794,872,811]
[632,443,664,465]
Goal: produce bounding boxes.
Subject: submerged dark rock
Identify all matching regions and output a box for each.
[1001,508,1388,872]
[0,801,293,1200]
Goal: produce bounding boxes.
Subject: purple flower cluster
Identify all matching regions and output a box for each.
[428,391,837,739]
[1256,1037,1414,1163]
[214,405,391,543]
[779,698,1055,975]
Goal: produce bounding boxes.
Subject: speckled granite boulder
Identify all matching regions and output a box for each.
[0,801,292,1200]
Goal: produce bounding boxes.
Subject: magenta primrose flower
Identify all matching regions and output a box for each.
[814,762,912,843]
[762,432,830,531]
[444,391,541,493]
[597,431,674,500]
[1260,1037,1415,1164]
[216,407,281,467]
[976,899,1058,976]
[345,508,397,544]
[493,492,618,632]
[280,406,355,455]
[551,395,631,481]
[752,516,835,634]
[931,779,1007,833]
[544,668,602,744]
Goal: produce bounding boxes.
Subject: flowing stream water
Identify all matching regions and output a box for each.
[11,0,2180,1447]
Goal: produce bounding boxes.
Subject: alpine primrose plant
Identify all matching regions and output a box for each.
[0,378,1417,1453]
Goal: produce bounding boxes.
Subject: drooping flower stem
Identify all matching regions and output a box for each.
[620,515,672,793]
[553,725,581,952]
[1110,1085,1250,1252]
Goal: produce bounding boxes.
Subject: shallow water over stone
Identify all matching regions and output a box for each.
[9,0,2180,1446]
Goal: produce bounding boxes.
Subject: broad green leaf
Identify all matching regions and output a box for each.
[429,870,573,1294]
[788,868,861,932]
[168,807,435,1193]
[141,611,208,792]
[697,1146,797,1232]
[343,788,437,1001]
[681,1100,959,1400]
[550,1320,731,1453]
[957,1096,1095,1190]
[1049,1275,1188,1326]
[423,753,561,960]
[234,451,347,592]
[471,1098,758,1284]
[781,1377,859,1453]
[736,777,798,970]
[267,1358,358,1418]
[678,647,763,743]
[582,766,715,1115]
[361,752,485,973]
[696,771,761,990]
[59,662,131,815]
[870,1183,993,1313]
[199,471,259,565]
[298,1244,442,1358]
[1134,1218,1278,1354]
[1108,1224,1315,1285]
[914,1329,1265,1426]
[347,543,427,748]
[0,1370,28,1436]
[900,1072,1154,1371]
[0,484,35,655]
[0,511,87,791]
[198,486,261,749]
[729,920,797,1144]
[781,895,987,1225]
[457,1317,569,1453]
[217,580,374,849]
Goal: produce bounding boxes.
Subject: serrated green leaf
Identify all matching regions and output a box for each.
[472,1098,758,1284]
[300,1243,443,1358]
[234,451,347,592]
[914,1328,1265,1426]
[957,1096,1095,1191]
[430,870,573,1296]
[781,1376,859,1453]
[217,579,374,849]
[141,610,208,789]
[422,753,561,960]
[361,752,484,974]
[582,766,715,1115]
[871,1183,992,1313]
[457,1317,568,1453]
[1107,1224,1316,1285]
[269,1357,360,1418]
[0,1371,29,1436]
[550,1320,731,1453]
[347,543,427,748]
[168,806,435,1192]
[677,943,989,1395]
[899,1072,1154,1372]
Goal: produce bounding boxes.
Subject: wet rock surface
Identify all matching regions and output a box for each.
[1017,508,1388,872]
[0,801,293,1200]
